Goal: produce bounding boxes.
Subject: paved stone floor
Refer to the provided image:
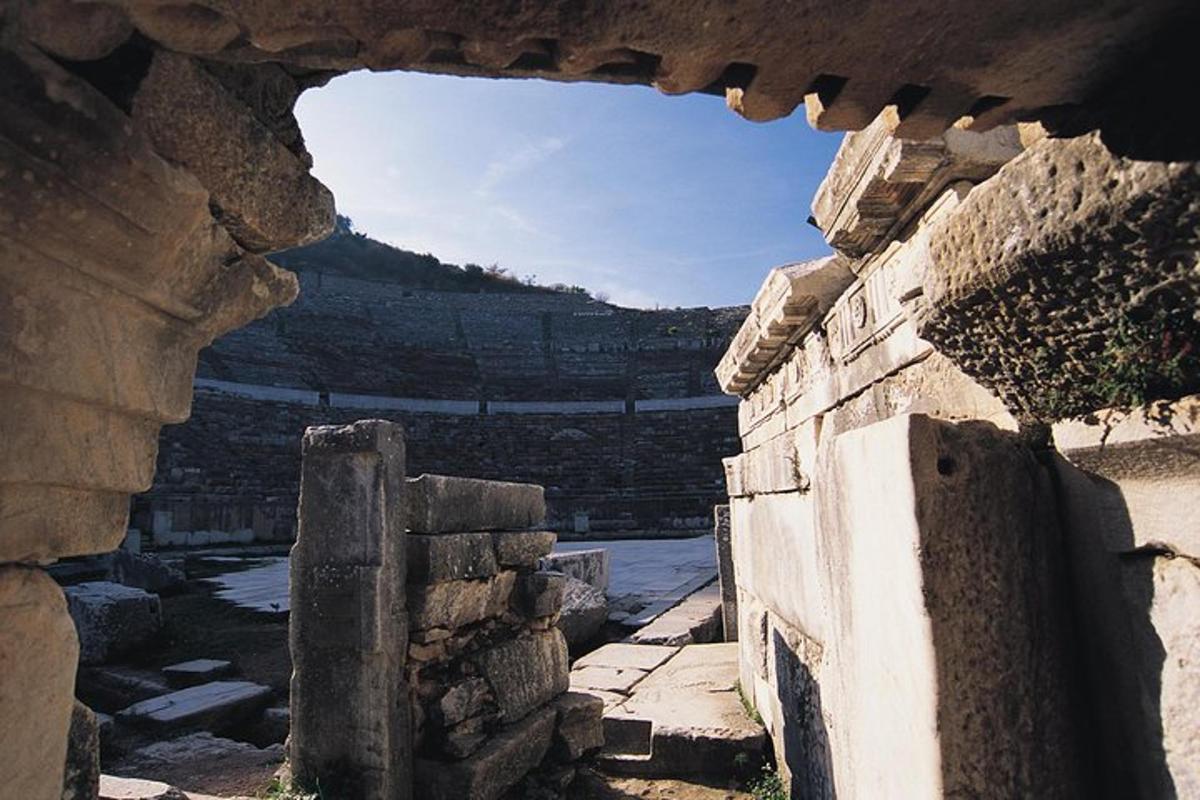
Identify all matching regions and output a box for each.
[555,535,717,603]
[203,535,717,615]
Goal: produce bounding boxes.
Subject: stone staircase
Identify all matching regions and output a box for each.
[571,642,766,780]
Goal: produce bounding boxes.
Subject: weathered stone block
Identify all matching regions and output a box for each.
[557,577,608,649]
[408,533,498,584]
[491,530,556,567]
[805,414,1081,797]
[0,567,80,800]
[475,631,570,722]
[517,571,566,618]
[540,549,610,592]
[116,681,272,734]
[811,111,1021,258]
[161,659,234,688]
[289,420,410,800]
[132,51,333,252]
[551,691,605,761]
[408,572,515,631]
[919,133,1200,420]
[414,706,556,800]
[62,700,100,800]
[64,582,163,665]
[407,474,545,533]
[435,678,493,728]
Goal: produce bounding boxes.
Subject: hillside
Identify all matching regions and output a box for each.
[271,215,591,296]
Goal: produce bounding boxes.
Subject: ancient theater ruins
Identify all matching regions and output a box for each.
[1,1,1198,799]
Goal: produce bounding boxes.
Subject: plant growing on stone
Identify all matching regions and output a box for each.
[260,777,322,800]
[746,765,787,800]
[1096,307,1197,411]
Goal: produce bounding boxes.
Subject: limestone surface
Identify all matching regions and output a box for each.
[407,572,515,631]
[0,567,80,800]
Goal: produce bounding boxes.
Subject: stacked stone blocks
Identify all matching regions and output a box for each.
[405,474,603,799]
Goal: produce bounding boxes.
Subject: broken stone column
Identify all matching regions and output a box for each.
[289,420,411,799]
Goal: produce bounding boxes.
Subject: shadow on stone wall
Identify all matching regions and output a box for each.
[1053,462,1175,799]
[772,629,835,799]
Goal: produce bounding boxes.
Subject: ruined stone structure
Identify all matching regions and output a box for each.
[289,420,602,799]
[1,0,1197,797]
[133,275,743,543]
[719,114,1198,797]
[135,388,737,544]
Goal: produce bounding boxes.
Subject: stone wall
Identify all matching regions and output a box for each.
[132,388,739,544]
[719,114,1199,797]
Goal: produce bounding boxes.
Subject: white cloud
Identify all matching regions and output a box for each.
[475,137,565,197]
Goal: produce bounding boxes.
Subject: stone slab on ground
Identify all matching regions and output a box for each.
[407,474,545,533]
[622,572,718,630]
[65,581,163,665]
[77,666,173,713]
[541,549,610,592]
[161,660,234,688]
[100,775,188,799]
[414,705,556,800]
[570,665,650,696]
[109,733,283,798]
[204,557,289,613]
[116,681,272,734]
[629,582,722,646]
[575,643,681,673]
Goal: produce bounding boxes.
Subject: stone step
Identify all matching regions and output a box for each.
[628,582,722,646]
[115,681,272,735]
[581,643,766,779]
[161,659,234,688]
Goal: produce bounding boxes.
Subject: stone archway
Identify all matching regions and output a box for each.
[1,1,1198,797]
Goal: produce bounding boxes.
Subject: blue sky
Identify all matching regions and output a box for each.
[296,70,842,309]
